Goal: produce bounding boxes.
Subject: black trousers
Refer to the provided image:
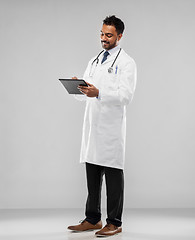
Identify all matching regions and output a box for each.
[85,162,124,227]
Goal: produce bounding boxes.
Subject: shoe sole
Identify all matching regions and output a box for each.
[68,228,102,233]
[96,231,122,237]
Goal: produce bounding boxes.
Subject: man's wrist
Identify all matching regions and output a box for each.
[96,89,99,98]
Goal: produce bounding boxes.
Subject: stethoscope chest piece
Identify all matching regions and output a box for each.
[108,67,113,73]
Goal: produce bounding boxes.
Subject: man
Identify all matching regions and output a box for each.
[67,15,137,237]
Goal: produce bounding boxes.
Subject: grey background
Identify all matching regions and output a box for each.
[0,0,195,209]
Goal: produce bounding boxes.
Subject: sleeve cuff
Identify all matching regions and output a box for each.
[96,89,101,100]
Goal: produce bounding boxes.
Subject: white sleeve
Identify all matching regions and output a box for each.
[97,59,137,106]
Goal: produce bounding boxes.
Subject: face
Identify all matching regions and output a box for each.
[100,24,122,50]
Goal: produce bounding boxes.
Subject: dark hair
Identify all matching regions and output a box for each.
[103,15,125,35]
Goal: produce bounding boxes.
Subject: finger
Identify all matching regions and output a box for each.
[79,88,87,93]
[72,76,78,79]
[79,89,85,94]
[85,81,92,86]
[78,86,88,90]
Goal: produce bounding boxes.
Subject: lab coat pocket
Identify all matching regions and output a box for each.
[106,71,120,91]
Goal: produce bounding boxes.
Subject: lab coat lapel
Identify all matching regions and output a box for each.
[101,51,118,65]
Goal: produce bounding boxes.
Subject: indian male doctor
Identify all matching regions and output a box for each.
[67,15,137,237]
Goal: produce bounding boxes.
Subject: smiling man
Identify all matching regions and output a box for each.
[67,15,137,237]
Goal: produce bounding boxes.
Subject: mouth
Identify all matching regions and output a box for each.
[101,41,109,46]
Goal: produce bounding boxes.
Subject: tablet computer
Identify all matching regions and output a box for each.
[59,79,88,94]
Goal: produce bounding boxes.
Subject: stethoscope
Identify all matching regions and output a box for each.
[89,48,122,77]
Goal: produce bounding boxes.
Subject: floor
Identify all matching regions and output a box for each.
[0,208,195,240]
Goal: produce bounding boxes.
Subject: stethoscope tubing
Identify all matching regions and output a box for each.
[89,48,122,76]
[110,48,122,68]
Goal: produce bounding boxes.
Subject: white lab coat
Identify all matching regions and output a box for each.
[75,49,137,169]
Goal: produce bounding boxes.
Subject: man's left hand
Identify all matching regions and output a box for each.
[78,81,99,98]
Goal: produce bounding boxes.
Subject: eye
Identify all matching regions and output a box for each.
[106,34,113,38]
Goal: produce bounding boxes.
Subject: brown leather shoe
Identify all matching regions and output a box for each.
[95,223,122,236]
[67,220,102,232]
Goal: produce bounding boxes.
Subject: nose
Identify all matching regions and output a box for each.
[101,34,108,42]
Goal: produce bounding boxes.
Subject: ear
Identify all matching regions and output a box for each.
[117,33,123,41]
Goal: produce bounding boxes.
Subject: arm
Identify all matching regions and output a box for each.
[98,60,137,105]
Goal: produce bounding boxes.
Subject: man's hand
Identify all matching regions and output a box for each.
[78,81,99,98]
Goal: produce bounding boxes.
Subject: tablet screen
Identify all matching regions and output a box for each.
[59,79,88,94]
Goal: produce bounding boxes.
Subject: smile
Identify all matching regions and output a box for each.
[102,41,109,45]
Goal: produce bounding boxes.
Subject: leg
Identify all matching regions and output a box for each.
[85,162,104,225]
[104,166,124,227]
